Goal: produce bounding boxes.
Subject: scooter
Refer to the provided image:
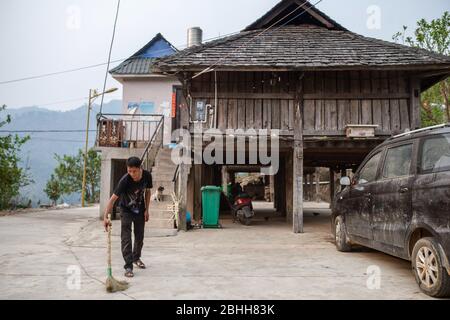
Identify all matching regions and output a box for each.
[232,193,255,226]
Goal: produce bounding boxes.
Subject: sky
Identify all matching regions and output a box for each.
[0,0,449,111]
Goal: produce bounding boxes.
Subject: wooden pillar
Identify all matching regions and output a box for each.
[315,168,321,203]
[270,175,275,203]
[222,166,229,196]
[410,78,421,129]
[193,164,202,222]
[176,89,190,231]
[178,163,188,231]
[285,151,293,222]
[330,169,335,203]
[293,75,304,234]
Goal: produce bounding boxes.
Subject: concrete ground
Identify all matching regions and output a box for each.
[0,202,433,300]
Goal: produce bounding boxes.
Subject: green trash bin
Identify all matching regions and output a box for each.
[201,186,222,229]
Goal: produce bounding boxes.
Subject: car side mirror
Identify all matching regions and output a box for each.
[340,176,351,186]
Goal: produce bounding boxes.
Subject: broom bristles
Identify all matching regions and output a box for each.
[106,276,129,293]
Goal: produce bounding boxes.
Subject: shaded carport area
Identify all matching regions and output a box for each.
[213,137,385,230]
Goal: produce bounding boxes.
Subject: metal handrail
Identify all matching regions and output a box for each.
[172,165,180,183]
[140,115,165,165]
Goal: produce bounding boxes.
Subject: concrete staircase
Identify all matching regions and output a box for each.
[146,148,178,229]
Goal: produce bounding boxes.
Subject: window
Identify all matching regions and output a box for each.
[358,152,382,184]
[382,144,413,179]
[420,133,450,174]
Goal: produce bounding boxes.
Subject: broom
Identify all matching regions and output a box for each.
[105,214,129,293]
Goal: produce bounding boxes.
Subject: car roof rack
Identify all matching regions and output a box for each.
[390,123,450,140]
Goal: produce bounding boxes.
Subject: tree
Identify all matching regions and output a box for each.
[52,149,101,204]
[0,105,32,210]
[393,12,450,126]
[44,174,62,206]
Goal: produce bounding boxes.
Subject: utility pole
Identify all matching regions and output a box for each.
[81,87,118,207]
[81,89,93,208]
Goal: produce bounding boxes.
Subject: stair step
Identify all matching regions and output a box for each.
[147,219,176,229]
[149,199,174,208]
[152,174,177,182]
[149,210,175,219]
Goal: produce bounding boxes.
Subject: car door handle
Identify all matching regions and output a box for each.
[399,187,409,194]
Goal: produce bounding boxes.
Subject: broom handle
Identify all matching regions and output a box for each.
[107,213,112,277]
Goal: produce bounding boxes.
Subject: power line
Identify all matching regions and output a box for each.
[0,31,240,86]
[0,130,97,133]
[192,0,324,79]
[99,0,121,115]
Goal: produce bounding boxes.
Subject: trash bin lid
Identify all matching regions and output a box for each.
[201,186,222,192]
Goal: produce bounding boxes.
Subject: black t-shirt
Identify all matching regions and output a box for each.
[113,170,153,215]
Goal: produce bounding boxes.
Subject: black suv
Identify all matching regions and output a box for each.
[332,124,450,298]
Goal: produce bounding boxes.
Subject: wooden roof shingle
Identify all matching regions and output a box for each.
[154,25,450,72]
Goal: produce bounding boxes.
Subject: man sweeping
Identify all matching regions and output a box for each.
[103,157,152,278]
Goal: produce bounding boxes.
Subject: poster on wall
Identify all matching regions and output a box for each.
[127,102,139,115]
[140,101,155,114]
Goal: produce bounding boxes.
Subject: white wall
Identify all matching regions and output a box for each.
[120,76,180,145]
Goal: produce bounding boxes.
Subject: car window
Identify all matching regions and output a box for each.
[382,144,413,179]
[358,152,382,184]
[421,133,450,174]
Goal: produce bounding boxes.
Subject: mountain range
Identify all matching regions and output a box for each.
[1,100,122,206]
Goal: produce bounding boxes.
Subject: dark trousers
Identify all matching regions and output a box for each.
[120,212,145,270]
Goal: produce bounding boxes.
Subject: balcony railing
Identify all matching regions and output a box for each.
[96,113,164,149]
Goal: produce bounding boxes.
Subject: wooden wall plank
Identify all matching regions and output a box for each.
[337,100,350,130]
[281,100,290,130]
[218,99,228,131]
[228,99,238,129]
[245,99,254,129]
[325,100,338,131]
[390,100,401,132]
[315,100,324,130]
[272,99,281,129]
[350,100,360,124]
[304,100,315,131]
[361,100,373,124]
[288,100,294,130]
[399,99,410,130]
[238,99,246,129]
[372,100,383,129]
[254,99,262,129]
[263,99,272,129]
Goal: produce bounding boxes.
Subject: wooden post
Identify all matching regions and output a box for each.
[193,164,202,222]
[410,78,421,130]
[293,75,304,234]
[178,163,188,231]
[330,169,335,203]
[222,166,229,197]
[270,175,275,203]
[177,84,190,231]
[315,168,320,203]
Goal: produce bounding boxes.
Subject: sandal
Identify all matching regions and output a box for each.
[133,259,146,269]
[124,268,134,278]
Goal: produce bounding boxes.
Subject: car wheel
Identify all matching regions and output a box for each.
[334,215,352,252]
[412,237,450,298]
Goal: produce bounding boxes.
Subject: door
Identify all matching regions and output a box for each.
[346,151,383,239]
[414,133,450,225]
[372,142,415,248]
[171,86,183,137]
